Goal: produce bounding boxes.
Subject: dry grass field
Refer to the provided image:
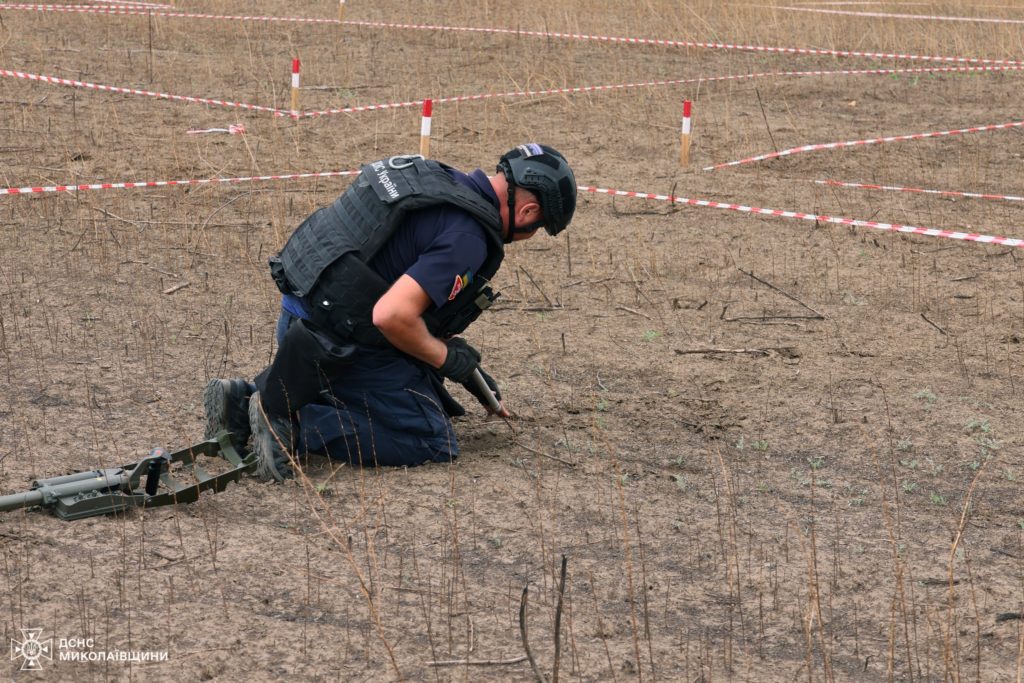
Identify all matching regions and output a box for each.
[2,0,1024,680]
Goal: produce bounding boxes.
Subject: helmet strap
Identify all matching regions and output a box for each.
[503,172,543,243]
[504,174,517,244]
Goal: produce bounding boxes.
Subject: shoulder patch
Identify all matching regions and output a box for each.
[448,272,470,301]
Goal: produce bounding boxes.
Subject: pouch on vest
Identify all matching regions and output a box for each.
[255,317,358,417]
[308,253,389,345]
[268,255,292,295]
[426,278,500,339]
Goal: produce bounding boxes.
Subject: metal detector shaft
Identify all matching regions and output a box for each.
[0,489,43,511]
[0,434,254,520]
[0,469,127,513]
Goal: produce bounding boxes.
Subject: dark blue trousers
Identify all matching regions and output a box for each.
[275,310,459,467]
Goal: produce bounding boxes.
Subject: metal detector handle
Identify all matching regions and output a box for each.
[144,447,169,496]
[471,368,504,415]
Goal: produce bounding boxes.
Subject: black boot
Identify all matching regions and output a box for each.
[249,391,296,482]
[203,378,255,452]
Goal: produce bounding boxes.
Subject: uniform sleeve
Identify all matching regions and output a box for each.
[405,214,489,309]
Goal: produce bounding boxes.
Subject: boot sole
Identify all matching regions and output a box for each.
[250,394,293,483]
[203,379,252,449]
[203,379,229,442]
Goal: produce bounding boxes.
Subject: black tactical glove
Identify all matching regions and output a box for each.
[438,337,481,384]
[461,367,502,411]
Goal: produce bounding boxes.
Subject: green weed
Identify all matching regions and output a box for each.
[913,389,937,404]
[964,418,991,434]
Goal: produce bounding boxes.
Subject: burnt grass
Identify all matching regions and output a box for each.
[2,1,1024,681]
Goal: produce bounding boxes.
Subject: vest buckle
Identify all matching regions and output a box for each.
[388,154,423,170]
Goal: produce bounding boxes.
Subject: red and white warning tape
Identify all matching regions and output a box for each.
[778,6,1024,25]
[793,2,932,5]
[815,179,1024,203]
[340,17,1018,66]
[1,169,1019,252]
[88,0,173,8]
[2,63,1018,120]
[580,185,1024,249]
[0,3,343,23]
[0,170,359,196]
[186,123,246,135]
[0,69,289,114]
[1,5,1021,67]
[705,120,1024,171]
[293,65,1023,119]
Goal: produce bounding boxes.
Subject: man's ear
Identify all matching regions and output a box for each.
[518,200,542,225]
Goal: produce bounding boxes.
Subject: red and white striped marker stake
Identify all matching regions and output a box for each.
[338,0,345,22]
[290,58,301,114]
[420,98,433,158]
[680,100,693,166]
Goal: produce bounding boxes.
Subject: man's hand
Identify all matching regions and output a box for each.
[438,337,481,384]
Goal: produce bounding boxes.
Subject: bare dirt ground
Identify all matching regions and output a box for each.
[2,1,1024,680]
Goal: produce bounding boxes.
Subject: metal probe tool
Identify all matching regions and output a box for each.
[470,368,517,434]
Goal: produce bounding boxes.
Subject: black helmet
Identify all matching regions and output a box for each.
[497,143,577,236]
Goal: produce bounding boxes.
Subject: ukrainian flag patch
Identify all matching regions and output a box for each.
[448,271,472,301]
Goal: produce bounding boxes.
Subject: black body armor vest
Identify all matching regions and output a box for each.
[270,156,504,344]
